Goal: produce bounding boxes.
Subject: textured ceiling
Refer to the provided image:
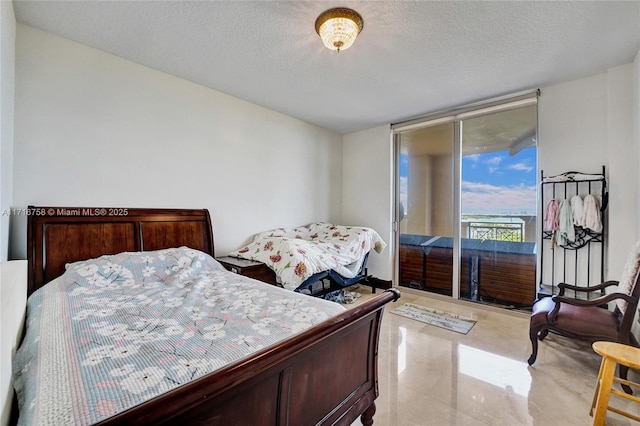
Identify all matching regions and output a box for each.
[12,1,640,134]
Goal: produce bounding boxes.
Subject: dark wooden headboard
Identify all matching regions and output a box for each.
[26,206,214,296]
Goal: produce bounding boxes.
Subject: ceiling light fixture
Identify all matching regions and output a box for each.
[315,7,364,52]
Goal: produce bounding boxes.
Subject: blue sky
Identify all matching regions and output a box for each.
[400,146,537,216]
[461,147,537,215]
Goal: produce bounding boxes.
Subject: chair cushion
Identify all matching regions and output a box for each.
[531,296,621,341]
[617,240,640,314]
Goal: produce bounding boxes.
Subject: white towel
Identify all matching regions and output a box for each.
[543,175,570,183]
[556,199,575,245]
[568,173,604,181]
[543,172,605,182]
[570,195,583,226]
[581,194,602,232]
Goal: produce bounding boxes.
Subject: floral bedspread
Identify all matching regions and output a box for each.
[12,247,345,426]
[228,222,387,290]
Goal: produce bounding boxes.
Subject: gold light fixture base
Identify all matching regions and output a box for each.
[315,8,364,52]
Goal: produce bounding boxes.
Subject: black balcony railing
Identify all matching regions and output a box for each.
[467,222,524,242]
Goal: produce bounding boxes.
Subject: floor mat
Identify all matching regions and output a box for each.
[390,303,477,334]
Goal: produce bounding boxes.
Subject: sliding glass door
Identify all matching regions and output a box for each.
[398,123,455,296]
[395,94,538,309]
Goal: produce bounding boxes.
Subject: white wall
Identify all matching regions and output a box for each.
[11,25,343,259]
[0,1,16,262]
[635,50,640,241]
[606,64,636,277]
[537,74,608,175]
[0,260,26,426]
[538,65,637,280]
[342,125,392,281]
[630,49,640,339]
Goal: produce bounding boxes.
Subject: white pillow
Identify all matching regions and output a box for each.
[616,240,640,314]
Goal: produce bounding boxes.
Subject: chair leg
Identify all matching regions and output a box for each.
[592,357,617,425]
[590,357,606,416]
[619,364,633,395]
[528,327,540,365]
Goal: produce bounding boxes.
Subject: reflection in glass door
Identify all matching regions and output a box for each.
[395,94,538,309]
[398,123,455,296]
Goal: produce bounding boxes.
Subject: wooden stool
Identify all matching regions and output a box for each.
[591,341,640,425]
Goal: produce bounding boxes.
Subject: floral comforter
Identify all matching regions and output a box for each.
[12,247,345,426]
[228,222,387,291]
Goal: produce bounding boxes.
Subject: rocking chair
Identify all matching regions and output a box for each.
[528,241,640,389]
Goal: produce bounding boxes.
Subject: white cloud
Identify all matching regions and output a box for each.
[508,162,534,173]
[485,156,502,165]
[461,181,536,214]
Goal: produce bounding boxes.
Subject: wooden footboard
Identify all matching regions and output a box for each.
[97,288,400,425]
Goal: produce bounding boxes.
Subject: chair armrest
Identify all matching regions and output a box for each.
[557,280,619,296]
[547,292,638,322]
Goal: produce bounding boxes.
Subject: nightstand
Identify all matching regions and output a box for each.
[216,256,278,285]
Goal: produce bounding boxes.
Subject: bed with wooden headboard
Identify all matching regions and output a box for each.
[16,206,399,425]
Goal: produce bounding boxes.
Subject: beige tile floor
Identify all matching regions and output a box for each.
[349,286,640,426]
